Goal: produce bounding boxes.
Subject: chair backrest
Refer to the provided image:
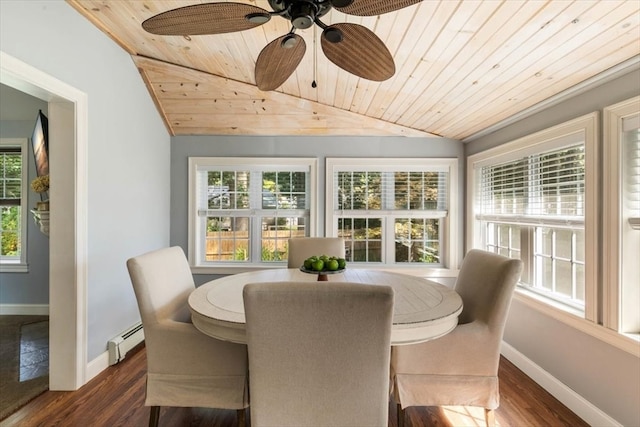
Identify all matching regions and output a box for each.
[287,237,345,268]
[126,246,195,327]
[454,249,523,328]
[243,281,394,427]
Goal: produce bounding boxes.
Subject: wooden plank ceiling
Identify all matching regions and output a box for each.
[67,0,640,139]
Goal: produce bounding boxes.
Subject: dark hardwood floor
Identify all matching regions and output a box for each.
[0,344,588,427]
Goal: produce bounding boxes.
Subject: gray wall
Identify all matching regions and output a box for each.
[170,135,464,284]
[0,85,50,305]
[1,1,171,361]
[466,68,640,427]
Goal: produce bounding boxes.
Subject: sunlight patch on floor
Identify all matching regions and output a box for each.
[441,405,495,427]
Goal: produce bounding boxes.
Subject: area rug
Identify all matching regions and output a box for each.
[0,315,49,421]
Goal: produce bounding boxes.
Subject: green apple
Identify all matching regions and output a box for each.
[312,259,324,271]
[326,259,339,271]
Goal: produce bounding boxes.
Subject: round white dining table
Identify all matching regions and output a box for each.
[189,268,463,346]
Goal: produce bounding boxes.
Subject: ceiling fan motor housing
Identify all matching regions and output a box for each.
[269,0,332,29]
[291,2,316,29]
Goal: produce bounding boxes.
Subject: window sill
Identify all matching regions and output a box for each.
[514,289,640,357]
[0,263,28,273]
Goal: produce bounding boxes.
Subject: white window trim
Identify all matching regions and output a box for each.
[325,157,459,276]
[467,113,599,323]
[188,157,317,274]
[0,138,28,272]
[603,96,640,334]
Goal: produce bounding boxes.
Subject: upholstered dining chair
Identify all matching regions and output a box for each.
[126,246,249,427]
[287,237,345,268]
[391,249,523,427]
[243,281,394,427]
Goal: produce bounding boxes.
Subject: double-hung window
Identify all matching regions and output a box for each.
[0,139,28,271]
[604,96,640,335]
[469,114,598,319]
[326,158,458,270]
[189,157,316,270]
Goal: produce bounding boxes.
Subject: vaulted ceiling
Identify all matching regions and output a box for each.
[67,0,639,139]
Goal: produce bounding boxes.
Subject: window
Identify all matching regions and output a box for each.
[326,158,458,270]
[604,96,640,335]
[468,114,597,320]
[0,138,28,271]
[189,157,316,271]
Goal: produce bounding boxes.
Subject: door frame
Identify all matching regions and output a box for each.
[1,51,88,390]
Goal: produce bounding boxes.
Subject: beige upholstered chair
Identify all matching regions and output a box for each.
[391,249,523,427]
[287,237,345,268]
[126,246,249,427]
[243,281,394,427]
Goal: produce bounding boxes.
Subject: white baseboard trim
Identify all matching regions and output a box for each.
[0,304,49,315]
[86,351,110,383]
[501,342,622,427]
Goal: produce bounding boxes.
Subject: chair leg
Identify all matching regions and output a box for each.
[237,408,246,427]
[149,406,160,427]
[484,408,495,427]
[397,403,405,427]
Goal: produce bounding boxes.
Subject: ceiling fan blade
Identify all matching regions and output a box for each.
[142,3,271,35]
[255,34,306,91]
[321,23,394,81]
[331,0,422,16]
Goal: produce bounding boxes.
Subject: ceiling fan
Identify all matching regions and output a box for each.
[142,0,422,91]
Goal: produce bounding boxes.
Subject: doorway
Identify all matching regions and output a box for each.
[1,51,88,390]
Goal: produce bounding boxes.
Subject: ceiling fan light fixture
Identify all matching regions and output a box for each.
[281,35,298,49]
[324,28,343,43]
[246,13,271,24]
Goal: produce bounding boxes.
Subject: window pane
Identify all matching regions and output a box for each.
[540,257,553,292]
[541,227,553,256]
[484,223,521,259]
[1,207,20,256]
[339,217,382,262]
[498,224,510,249]
[529,226,584,306]
[555,229,573,259]
[207,170,250,210]
[575,264,585,301]
[556,259,573,297]
[1,150,22,260]
[395,218,440,264]
[337,171,381,210]
[263,171,306,209]
[205,216,250,261]
[393,171,446,210]
[261,216,306,261]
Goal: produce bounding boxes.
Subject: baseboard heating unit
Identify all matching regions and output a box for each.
[108,322,144,365]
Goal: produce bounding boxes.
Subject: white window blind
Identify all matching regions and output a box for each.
[334,169,448,214]
[623,115,640,229]
[478,143,585,226]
